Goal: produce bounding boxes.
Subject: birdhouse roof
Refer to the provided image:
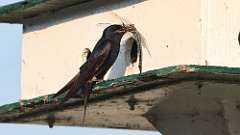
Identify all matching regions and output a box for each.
[1,65,240,131]
[0,0,94,24]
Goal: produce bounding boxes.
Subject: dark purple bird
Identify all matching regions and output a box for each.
[53,24,136,123]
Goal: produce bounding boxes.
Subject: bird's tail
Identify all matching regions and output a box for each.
[82,95,89,125]
[52,84,71,99]
[53,73,81,99]
[81,81,97,125]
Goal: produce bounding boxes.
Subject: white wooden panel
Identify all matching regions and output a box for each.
[22,0,201,99]
[203,0,240,66]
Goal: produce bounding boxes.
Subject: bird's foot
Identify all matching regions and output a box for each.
[92,76,103,83]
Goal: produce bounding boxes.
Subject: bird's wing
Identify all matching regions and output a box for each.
[61,40,112,102]
[79,39,112,82]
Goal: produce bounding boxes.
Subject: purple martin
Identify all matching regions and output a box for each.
[53,24,137,123]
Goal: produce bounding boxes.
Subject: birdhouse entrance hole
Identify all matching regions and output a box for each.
[127,37,138,64]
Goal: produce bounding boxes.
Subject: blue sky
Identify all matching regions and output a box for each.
[0,0,160,135]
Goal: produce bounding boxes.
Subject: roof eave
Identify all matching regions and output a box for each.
[0,0,92,24]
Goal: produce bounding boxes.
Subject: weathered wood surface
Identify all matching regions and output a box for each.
[1,65,240,133]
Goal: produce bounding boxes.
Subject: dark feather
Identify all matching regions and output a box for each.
[61,40,112,102]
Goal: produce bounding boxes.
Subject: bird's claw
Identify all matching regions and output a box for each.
[92,76,103,83]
